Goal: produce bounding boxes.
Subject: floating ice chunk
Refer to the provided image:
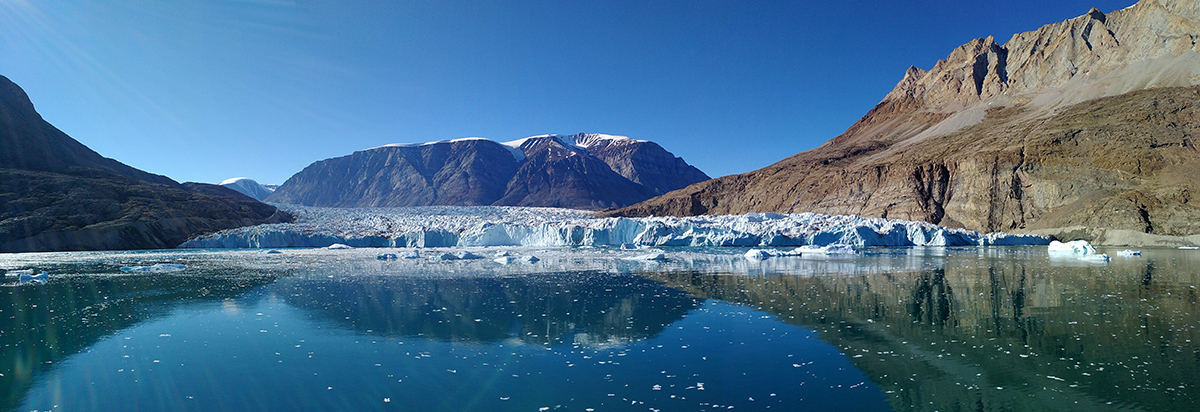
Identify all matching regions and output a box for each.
[403,249,420,259]
[1116,250,1142,257]
[259,249,282,254]
[1048,240,1108,262]
[327,243,353,250]
[494,251,512,257]
[744,248,798,260]
[494,256,517,264]
[5,269,34,277]
[376,253,398,260]
[1048,240,1097,255]
[1179,246,1199,250]
[19,271,48,282]
[455,252,484,260]
[795,244,857,255]
[430,252,458,261]
[520,255,540,263]
[626,253,667,261]
[120,264,186,273]
[620,243,639,250]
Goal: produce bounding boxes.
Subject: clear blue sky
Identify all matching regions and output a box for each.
[1,0,1135,185]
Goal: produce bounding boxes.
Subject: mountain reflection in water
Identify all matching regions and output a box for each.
[271,273,700,346]
[649,248,1200,411]
[1,247,1197,411]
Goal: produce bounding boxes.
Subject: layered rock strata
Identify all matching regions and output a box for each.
[607,0,1200,245]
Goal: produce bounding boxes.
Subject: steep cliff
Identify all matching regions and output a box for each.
[607,0,1200,245]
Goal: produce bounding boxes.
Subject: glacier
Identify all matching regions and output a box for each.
[179,205,1051,249]
[219,177,276,201]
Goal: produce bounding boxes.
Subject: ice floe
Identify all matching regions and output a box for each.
[1048,240,1110,262]
[1116,250,1142,257]
[180,205,1053,249]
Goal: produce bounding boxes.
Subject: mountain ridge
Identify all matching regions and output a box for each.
[267,133,709,210]
[605,0,1200,246]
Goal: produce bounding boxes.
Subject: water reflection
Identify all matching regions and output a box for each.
[0,271,277,410]
[271,272,701,346]
[648,250,1200,411]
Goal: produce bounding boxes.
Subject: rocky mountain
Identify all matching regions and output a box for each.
[0,75,291,252]
[266,133,709,210]
[607,0,1200,246]
[220,177,276,201]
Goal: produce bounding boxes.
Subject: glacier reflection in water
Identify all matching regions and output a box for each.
[1,246,1197,411]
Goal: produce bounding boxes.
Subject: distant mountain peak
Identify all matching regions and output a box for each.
[268,133,709,209]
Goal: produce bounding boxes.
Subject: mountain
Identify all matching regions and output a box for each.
[266,133,710,210]
[606,0,1200,246]
[0,75,291,252]
[220,177,276,201]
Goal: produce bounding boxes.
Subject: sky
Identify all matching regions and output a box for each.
[0,0,1137,185]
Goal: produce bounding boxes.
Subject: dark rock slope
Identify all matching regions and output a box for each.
[267,133,709,210]
[0,75,290,252]
[606,0,1200,245]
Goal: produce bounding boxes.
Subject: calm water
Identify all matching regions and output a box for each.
[1,247,1197,411]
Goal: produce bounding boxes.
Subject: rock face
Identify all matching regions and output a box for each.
[267,133,709,210]
[0,75,291,252]
[607,0,1200,245]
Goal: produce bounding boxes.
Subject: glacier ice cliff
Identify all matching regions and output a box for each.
[179,206,1051,249]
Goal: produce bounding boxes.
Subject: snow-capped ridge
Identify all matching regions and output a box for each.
[366,134,648,163]
[218,177,276,201]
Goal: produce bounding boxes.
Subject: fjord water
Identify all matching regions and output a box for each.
[1,247,1196,411]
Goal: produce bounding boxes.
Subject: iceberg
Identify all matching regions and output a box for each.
[1116,250,1142,257]
[1048,240,1109,262]
[180,205,1053,250]
[328,243,353,250]
[376,253,398,260]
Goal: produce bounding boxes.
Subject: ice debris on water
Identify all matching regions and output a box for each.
[259,249,282,254]
[376,253,398,260]
[327,243,353,249]
[494,251,512,257]
[626,253,667,261]
[744,249,797,260]
[430,252,458,261]
[180,205,1054,249]
[1116,250,1142,257]
[620,243,639,250]
[795,244,857,255]
[4,269,34,277]
[120,263,187,273]
[494,256,517,264]
[455,252,484,260]
[1048,240,1109,262]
